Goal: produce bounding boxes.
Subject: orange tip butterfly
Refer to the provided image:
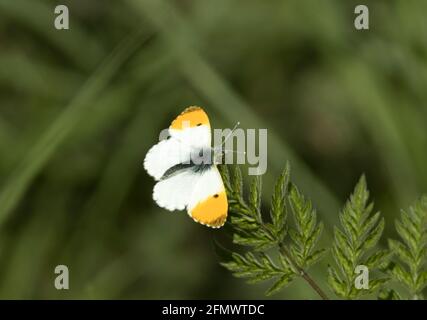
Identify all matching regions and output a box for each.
[144,106,228,228]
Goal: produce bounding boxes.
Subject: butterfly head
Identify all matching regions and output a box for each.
[190,147,223,166]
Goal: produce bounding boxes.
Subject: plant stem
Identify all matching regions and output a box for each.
[279,244,329,300]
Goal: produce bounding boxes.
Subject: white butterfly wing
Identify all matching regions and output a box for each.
[153,169,199,211]
[144,106,211,181]
[144,137,191,181]
[153,166,228,227]
[187,166,228,228]
[168,106,211,149]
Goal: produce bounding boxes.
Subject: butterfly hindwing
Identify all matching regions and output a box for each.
[144,137,191,181]
[153,169,199,211]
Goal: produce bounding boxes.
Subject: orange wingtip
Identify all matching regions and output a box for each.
[170,106,210,130]
[189,191,228,228]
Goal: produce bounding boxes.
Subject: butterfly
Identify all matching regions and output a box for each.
[144,106,228,228]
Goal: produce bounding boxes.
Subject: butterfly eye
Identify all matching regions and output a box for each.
[166,136,171,140]
[196,123,202,126]
[213,194,219,198]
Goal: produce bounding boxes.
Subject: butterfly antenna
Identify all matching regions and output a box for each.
[221,121,240,147]
[223,149,246,155]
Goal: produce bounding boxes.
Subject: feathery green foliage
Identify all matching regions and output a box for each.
[217,166,425,300]
[328,176,390,299]
[387,196,427,300]
[218,164,327,298]
[288,186,327,270]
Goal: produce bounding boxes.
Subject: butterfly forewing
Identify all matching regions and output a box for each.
[169,106,212,150]
[187,166,228,228]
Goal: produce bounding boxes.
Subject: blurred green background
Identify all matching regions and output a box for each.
[0,0,426,299]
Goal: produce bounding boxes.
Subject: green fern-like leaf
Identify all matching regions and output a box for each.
[387,196,427,299]
[217,166,426,300]
[220,252,285,281]
[269,162,290,242]
[328,175,390,299]
[288,185,326,269]
[218,164,327,298]
[219,165,275,251]
[378,288,402,300]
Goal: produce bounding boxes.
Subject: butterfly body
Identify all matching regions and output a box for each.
[144,107,228,228]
